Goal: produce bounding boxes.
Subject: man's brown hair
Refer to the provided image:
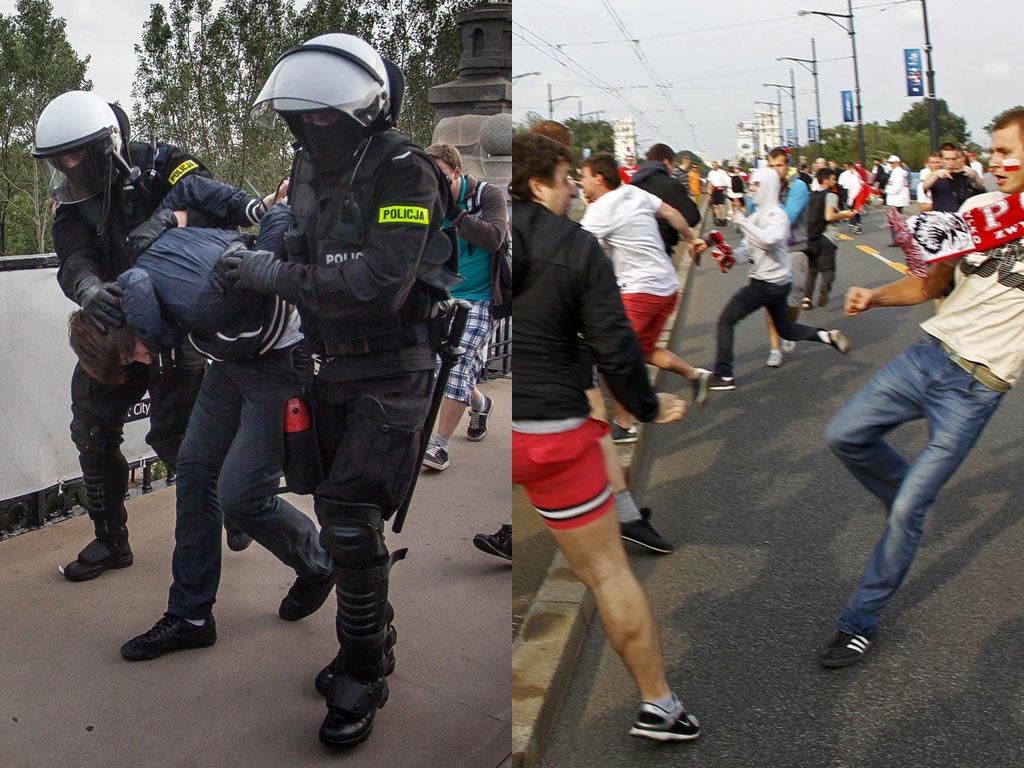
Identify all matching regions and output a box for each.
[529,120,573,149]
[68,310,136,385]
[993,108,1024,140]
[767,147,791,164]
[424,143,462,171]
[579,153,621,190]
[510,133,573,202]
[645,143,675,163]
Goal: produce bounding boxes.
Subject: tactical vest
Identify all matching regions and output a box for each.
[285,131,459,357]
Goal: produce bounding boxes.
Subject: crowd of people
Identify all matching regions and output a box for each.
[512,111,1024,744]
[34,32,509,750]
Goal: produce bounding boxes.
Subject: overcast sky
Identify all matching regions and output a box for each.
[514,0,1023,161]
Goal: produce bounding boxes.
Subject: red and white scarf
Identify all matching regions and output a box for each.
[889,193,1024,278]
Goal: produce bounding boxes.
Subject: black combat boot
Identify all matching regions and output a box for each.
[63,524,133,582]
[314,500,403,748]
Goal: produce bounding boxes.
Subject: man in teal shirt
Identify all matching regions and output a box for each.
[421,143,509,484]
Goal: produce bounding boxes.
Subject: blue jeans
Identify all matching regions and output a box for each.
[168,347,332,620]
[825,335,1005,636]
[714,278,824,379]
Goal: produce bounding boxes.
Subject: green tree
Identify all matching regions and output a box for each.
[131,0,298,194]
[887,98,969,147]
[563,117,613,161]
[0,0,89,254]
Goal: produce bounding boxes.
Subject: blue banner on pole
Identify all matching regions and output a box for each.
[841,90,854,123]
[904,48,923,97]
[786,128,796,148]
[807,118,818,142]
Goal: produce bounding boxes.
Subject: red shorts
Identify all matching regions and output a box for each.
[512,419,613,530]
[620,292,679,355]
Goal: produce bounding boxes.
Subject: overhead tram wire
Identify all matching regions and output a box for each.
[512,23,667,141]
[597,0,702,152]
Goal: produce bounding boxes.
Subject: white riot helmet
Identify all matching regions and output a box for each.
[252,33,401,167]
[32,90,126,204]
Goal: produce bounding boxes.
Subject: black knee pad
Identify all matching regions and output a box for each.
[316,501,387,569]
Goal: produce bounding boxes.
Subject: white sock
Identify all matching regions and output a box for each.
[186,618,207,627]
[816,329,831,343]
[615,490,642,524]
[647,691,682,716]
[470,389,487,412]
[431,434,450,451]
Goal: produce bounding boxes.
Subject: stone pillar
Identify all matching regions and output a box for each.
[429,2,511,185]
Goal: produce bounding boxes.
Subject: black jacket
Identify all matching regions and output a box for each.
[629,160,701,254]
[511,201,658,423]
[53,141,209,302]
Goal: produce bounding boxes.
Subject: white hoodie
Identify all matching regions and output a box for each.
[732,166,793,285]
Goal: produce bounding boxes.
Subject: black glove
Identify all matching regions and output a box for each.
[211,245,282,295]
[76,276,125,333]
[170,343,208,371]
[209,240,248,293]
[128,208,179,259]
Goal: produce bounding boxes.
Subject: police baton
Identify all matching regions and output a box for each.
[392,299,472,533]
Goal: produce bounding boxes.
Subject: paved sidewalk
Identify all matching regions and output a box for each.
[0,377,511,768]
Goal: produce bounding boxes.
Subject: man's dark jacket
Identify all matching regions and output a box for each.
[630,160,701,254]
[511,200,658,423]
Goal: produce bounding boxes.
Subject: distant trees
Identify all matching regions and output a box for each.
[0,0,475,255]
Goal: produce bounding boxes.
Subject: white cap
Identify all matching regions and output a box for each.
[888,154,900,163]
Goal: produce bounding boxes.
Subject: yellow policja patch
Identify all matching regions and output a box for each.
[378,205,429,225]
[168,160,199,185]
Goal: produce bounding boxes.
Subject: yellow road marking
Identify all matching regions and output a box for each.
[856,244,908,275]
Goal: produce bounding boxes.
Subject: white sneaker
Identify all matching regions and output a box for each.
[766,349,783,367]
[781,340,797,354]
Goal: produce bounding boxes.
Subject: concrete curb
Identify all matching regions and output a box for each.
[510,195,709,768]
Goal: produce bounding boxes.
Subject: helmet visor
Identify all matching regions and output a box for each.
[42,141,113,204]
[251,49,387,130]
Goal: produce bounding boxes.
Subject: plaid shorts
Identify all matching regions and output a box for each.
[442,300,492,404]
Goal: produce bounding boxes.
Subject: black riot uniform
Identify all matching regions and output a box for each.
[222,33,455,748]
[32,91,210,581]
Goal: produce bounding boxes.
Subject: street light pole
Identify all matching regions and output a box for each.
[920,0,939,149]
[547,83,581,121]
[779,38,822,157]
[799,4,865,166]
[512,71,541,82]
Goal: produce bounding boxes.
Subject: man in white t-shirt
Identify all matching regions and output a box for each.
[837,161,864,234]
[706,160,731,225]
[578,152,710,427]
[883,154,910,246]
[818,108,1024,669]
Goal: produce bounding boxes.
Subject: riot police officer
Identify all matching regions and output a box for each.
[32,91,214,581]
[215,34,454,747]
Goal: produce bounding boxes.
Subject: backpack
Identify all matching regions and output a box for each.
[466,180,512,319]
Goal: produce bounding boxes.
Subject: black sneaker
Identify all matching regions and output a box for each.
[611,422,638,444]
[826,329,850,354]
[818,630,872,668]
[225,529,253,552]
[120,613,217,661]
[690,368,712,409]
[707,374,736,391]
[466,395,493,442]
[473,524,512,560]
[422,444,450,471]
[63,536,134,582]
[279,570,336,621]
[629,702,701,742]
[620,508,674,554]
